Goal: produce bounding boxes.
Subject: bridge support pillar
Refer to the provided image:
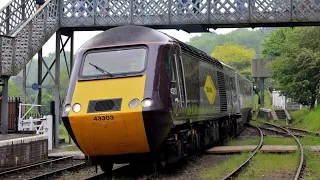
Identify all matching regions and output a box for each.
[37,49,43,113]
[55,30,61,147]
[1,76,9,134]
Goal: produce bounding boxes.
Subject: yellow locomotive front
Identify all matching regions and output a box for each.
[62,26,175,171]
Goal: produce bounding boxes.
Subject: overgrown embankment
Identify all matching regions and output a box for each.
[290,107,320,133]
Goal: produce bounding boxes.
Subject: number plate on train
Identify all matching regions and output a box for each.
[94,115,114,121]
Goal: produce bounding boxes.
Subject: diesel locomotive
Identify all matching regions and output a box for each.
[62,25,254,172]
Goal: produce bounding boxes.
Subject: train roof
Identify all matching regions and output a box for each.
[163,33,224,69]
[79,25,224,69]
[79,25,172,50]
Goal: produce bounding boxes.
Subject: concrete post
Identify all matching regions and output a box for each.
[1,76,9,134]
[260,77,265,108]
[46,115,53,150]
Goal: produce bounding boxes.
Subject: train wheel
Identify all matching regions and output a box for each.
[100,162,113,173]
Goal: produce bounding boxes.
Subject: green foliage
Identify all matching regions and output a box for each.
[59,124,70,144]
[262,27,320,107]
[261,28,291,58]
[0,80,22,97]
[211,42,255,78]
[47,68,70,99]
[8,80,22,97]
[187,33,218,54]
[187,28,276,55]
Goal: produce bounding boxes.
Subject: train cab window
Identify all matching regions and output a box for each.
[164,47,176,82]
[81,47,147,77]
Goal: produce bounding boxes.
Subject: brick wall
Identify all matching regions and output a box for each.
[0,138,48,171]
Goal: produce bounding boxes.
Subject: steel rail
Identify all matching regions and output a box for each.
[221,124,264,180]
[0,156,73,175]
[258,126,292,137]
[284,126,320,137]
[26,162,87,180]
[262,122,304,180]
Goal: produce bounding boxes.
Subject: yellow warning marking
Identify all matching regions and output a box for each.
[204,75,217,105]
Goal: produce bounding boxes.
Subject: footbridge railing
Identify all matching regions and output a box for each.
[0,0,37,36]
[60,0,320,28]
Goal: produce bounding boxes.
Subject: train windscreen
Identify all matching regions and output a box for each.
[81,47,147,77]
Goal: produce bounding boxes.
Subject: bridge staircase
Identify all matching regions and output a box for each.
[0,0,59,77]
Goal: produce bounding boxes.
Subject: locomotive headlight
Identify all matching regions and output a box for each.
[64,104,71,113]
[129,98,140,108]
[141,98,153,107]
[72,103,81,113]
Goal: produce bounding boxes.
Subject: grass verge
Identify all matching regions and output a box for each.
[304,148,320,180]
[237,152,299,179]
[291,107,320,132]
[199,153,251,180]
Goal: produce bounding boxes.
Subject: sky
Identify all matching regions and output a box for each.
[0,0,237,56]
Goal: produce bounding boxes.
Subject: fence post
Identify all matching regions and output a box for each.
[46,115,53,150]
[15,98,19,132]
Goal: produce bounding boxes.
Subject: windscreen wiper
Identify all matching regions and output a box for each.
[89,63,114,77]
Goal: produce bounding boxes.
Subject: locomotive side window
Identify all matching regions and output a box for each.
[81,47,147,77]
[163,47,176,82]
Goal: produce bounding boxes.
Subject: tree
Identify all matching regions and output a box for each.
[211,42,256,78]
[187,33,217,54]
[187,28,276,55]
[261,28,291,58]
[8,80,22,97]
[262,27,320,108]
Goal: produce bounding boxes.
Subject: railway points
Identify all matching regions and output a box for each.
[254,122,305,180]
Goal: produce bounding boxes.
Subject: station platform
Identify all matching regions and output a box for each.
[0,133,48,171]
[206,145,320,154]
[48,147,85,160]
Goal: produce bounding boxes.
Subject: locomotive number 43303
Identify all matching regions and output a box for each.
[94,115,114,121]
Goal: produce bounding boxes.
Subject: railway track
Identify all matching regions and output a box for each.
[221,124,264,180]
[0,156,86,180]
[283,126,320,137]
[260,122,305,180]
